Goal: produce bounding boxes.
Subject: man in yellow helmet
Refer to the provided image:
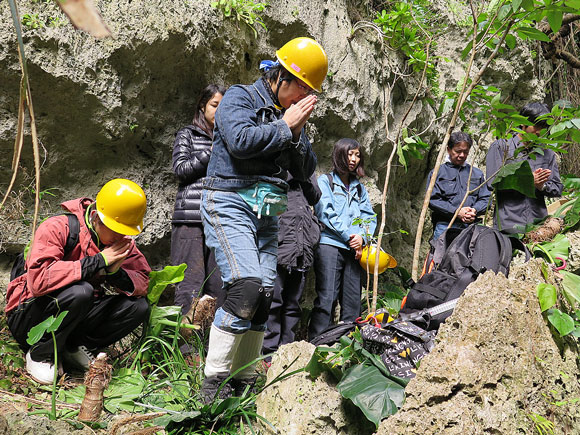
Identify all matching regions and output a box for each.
[200,37,328,402]
[6,179,151,385]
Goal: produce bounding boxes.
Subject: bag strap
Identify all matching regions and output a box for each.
[412,282,448,300]
[64,213,80,254]
[510,236,532,262]
[326,173,363,197]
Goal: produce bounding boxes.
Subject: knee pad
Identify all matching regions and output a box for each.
[251,288,273,325]
[222,278,264,321]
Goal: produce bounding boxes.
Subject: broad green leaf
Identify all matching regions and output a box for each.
[516,27,552,42]
[396,141,408,171]
[532,234,570,263]
[564,197,580,230]
[147,263,187,305]
[492,160,536,198]
[512,0,523,11]
[337,364,405,428]
[148,305,184,336]
[560,271,580,307]
[547,309,575,336]
[566,0,580,8]
[46,310,69,333]
[547,10,563,34]
[563,176,580,190]
[305,347,344,381]
[521,0,535,10]
[104,368,147,413]
[498,4,512,20]
[505,34,516,49]
[461,41,474,60]
[536,283,557,312]
[27,316,56,345]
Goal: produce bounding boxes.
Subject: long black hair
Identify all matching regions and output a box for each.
[332,138,365,178]
[192,84,227,136]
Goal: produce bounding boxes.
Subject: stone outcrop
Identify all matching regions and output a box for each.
[257,260,580,434]
[256,340,374,435]
[0,0,547,270]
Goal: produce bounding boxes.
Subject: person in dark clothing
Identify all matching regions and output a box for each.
[428,132,491,241]
[6,179,150,385]
[171,84,227,315]
[262,174,321,360]
[486,102,563,233]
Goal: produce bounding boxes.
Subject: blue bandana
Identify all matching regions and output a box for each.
[259,60,279,72]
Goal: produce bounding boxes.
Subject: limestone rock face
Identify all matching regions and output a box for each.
[377,260,580,435]
[0,0,544,269]
[256,340,374,435]
[259,260,579,434]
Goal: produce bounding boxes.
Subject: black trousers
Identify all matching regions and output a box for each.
[263,266,306,355]
[171,223,224,313]
[308,244,362,340]
[7,281,149,361]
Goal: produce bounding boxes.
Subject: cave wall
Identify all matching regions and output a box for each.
[0,0,545,274]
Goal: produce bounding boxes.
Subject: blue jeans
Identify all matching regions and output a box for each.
[201,189,279,333]
[432,221,467,241]
[308,243,362,340]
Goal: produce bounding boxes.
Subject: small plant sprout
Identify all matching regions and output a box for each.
[26,310,69,420]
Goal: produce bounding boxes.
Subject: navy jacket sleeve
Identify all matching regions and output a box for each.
[542,152,564,197]
[472,170,492,215]
[427,168,458,219]
[300,174,322,206]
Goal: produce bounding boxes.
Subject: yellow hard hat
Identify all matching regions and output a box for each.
[276,37,328,92]
[95,179,146,235]
[359,246,397,274]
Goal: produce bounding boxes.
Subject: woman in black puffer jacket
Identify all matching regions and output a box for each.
[171,84,227,316]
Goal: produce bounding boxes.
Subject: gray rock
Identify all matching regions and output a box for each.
[378,259,580,434]
[256,340,374,435]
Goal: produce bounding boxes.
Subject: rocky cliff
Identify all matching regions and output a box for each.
[0,0,544,271]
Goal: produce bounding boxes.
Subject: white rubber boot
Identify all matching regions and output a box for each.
[231,329,264,380]
[204,324,244,378]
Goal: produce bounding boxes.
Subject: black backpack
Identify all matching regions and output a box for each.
[399,224,529,331]
[10,213,80,281]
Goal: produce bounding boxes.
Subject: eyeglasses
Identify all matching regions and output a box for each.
[294,79,315,96]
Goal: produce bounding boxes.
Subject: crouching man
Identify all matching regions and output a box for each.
[5,179,151,384]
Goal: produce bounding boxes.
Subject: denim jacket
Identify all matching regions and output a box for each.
[204,78,317,191]
[315,172,377,250]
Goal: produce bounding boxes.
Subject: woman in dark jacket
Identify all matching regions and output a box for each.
[171,84,227,315]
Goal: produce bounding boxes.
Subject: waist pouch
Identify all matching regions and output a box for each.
[237,182,288,218]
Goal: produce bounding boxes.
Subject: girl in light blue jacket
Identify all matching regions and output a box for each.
[308,138,376,339]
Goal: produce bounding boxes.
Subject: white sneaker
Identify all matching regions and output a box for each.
[26,351,58,385]
[64,345,96,370]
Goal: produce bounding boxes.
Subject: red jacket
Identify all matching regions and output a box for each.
[5,198,150,314]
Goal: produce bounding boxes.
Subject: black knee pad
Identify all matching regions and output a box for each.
[222,278,264,321]
[251,287,274,325]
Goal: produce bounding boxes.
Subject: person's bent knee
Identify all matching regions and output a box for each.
[61,281,94,311]
[221,278,265,320]
[132,297,150,323]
